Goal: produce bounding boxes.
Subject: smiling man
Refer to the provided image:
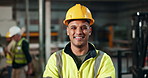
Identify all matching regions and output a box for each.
[43,4,115,78]
[67,20,91,55]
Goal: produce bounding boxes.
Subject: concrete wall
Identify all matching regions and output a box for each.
[0,6,16,36]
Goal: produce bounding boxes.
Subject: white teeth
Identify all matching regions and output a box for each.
[75,37,82,38]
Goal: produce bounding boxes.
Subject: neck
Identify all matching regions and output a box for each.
[71,43,89,56]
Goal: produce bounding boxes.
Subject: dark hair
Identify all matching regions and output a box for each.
[68,19,90,24]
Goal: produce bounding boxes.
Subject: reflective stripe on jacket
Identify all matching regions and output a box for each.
[6,54,12,64]
[14,38,27,64]
[6,40,16,64]
[43,43,115,78]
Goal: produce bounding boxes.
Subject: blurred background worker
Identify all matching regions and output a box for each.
[43,4,115,78]
[3,32,16,78]
[8,26,33,78]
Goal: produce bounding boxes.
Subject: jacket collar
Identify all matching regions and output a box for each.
[64,42,97,59]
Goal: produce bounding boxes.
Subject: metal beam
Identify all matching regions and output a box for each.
[25,0,30,41]
[45,0,51,62]
[39,0,45,71]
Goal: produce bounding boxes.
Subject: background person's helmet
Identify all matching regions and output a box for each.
[63,4,95,26]
[9,26,21,37]
[5,32,11,38]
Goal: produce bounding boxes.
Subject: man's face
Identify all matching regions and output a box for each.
[12,34,21,42]
[67,20,92,48]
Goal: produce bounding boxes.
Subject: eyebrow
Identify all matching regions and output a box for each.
[68,19,90,24]
[68,24,90,26]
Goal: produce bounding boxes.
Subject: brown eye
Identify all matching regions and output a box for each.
[81,25,89,30]
[81,27,87,30]
[70,26,76,30]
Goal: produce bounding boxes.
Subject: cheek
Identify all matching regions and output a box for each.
[84,30,90,34]
[66,29,69,35]
[14,37,17,40]
[67,31,70,35]
[89,31,91,35]
[68,31,74,35]
[14,37,18,40]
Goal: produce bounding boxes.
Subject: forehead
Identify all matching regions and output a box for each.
[68,20,90,26]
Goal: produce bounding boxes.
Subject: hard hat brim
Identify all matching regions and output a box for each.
[63,18,94,26]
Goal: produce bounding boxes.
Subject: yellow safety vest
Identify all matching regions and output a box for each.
[43,49,115,78]
[14,38,27,64]
[6,41,16,64]
[6,53,12,64]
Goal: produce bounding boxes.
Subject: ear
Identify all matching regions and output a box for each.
[89,27,92,35]
[66,27,69,35]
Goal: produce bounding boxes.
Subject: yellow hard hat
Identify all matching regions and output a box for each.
[63,4,94,26]
[5,32,11,38]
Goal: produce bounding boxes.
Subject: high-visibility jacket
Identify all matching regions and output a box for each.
[13,38,27,64]
[6,40,16,64]
[43,43,115,78]
[6,53,12,64]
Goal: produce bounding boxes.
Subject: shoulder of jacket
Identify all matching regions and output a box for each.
[96,50,110,56]
[56,49,63,54]
[49,49,63,58]
[96,50,105,56]
[98,51,112,61]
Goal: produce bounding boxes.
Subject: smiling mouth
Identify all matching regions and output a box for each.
[74,36,84,40]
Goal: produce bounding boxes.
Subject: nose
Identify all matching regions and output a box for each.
[75,28,83,35]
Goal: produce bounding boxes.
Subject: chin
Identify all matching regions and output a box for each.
[75,45,83,48]
[73,43,85,48]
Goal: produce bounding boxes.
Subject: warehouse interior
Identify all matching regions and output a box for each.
[0,0,148,78]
